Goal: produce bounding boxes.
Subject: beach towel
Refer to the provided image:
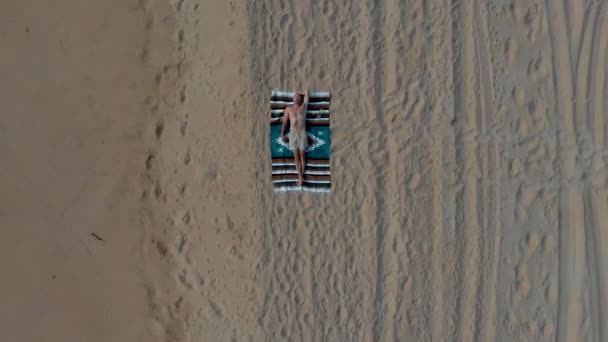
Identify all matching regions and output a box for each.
[270,90,331,193]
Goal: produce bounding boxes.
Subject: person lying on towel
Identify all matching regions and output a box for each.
[281,90,309,186]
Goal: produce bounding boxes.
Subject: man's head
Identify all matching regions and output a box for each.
[292,93,303,105]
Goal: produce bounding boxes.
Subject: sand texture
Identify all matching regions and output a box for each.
[1,0,607,341]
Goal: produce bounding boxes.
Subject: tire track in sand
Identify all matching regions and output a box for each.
[302,0,374,340]
[581,3,608,341]
[423,1,459,341]
[358,0,397,340]
[452,0,483,340]
[250,0,280,337]
[317,0,372,340]
[545,0,586,341]
[473,1,502,340]
[380,0,423,340]
[452,0,502,340]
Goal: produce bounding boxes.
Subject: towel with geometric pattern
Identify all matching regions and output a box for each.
[269,90,331,193]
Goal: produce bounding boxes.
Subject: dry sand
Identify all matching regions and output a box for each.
[1,0,607,341]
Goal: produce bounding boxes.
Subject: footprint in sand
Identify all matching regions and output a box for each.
[514,274,531,300]
[208,299,224,318]
[146,153,155,170]
[180,85,186,104]
[541,233,556,255]
[152,238,168,257]
[527,53,548,81]
[523,231,540,256]
[155,120,164,140]
[512,86,526,107]
[180,121,187,136]
[154,180,163,199]
[505,38,518,65]
[509,0,524,22]
[178,29,184,50]
[183,148,191,165]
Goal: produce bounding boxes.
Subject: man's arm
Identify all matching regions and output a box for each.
[281,108,289,141]
[303,90,309,109]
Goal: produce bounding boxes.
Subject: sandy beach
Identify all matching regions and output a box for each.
[1,0,607,341]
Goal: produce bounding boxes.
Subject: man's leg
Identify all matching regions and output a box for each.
[294,150,302,186]
[299,149,306,184]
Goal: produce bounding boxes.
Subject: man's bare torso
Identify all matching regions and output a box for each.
[285,103,306,132]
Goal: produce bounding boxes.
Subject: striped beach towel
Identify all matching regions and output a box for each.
[270,90,331,193]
